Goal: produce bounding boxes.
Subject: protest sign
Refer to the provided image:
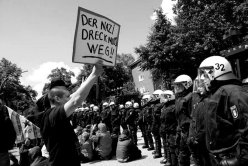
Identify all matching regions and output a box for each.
[72,7,120,66]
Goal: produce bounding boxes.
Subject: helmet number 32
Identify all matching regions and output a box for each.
[215,63,225,71]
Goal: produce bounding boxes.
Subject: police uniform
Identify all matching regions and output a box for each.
[125,107,138,145]
[110,105,120,135]
[119,107,127,130]
[188,92,211,166]
[204,79,248,166]
[100,106,112,132]
[145,102,155,150]
[175,88,192,166]
[151,99,163,158]
[160,100,178,166]
[138,104,149,148]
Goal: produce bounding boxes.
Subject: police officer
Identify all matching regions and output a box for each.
[101,102,112,132]
[151,89,164,158]
[77,107,86,128]
[138,98,149,149]
[110,101,120,135]
[92,106,101,127]
[125,101,138,145]
[119,104,127,131]
[188,77,211,166]
[143,95,155,151]
[198,56,248,166]
[174,74,193,166]
[160,90,178,166]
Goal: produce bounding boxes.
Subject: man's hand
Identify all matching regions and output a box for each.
[64,61,104,117]
[91,61,104,77]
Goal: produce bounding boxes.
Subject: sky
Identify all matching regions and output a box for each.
[0,0,177,98]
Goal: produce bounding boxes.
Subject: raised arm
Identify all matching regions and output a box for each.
[64,63,103,117]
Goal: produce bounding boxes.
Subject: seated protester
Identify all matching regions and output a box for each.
[19,138,33,166]
[85,124,91,133]
[9,153,20,166]
[116,129,142,163]
[111,127,119,156]
[75,125,83,144]
[28,146,48,166]
[91,123,112,160]
[80,132,94,163]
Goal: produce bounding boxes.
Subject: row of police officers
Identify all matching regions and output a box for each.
[139,56,248,166]
[71,55,248,166]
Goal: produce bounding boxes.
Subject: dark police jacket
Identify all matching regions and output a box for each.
[188,92,206,143]
[204,79,248,165]
[125,108,138,126]
[151,100,164,133]
[138,105,148,126]
[145,103,154,126]
[160,100,177,135]
[175,88,193,133]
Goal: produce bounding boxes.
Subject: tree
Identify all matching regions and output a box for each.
[42,67,75,94]
[135,1,248,84]
[135,8,181,81]
[47,67,75,86]
[0,58,37,114]
[74,53,135,104]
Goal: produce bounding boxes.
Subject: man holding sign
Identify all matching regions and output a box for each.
[72,7,120,67]
[41,62,103,166]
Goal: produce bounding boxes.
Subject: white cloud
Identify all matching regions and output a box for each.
[151,0,178,25]
[22,62,81,99]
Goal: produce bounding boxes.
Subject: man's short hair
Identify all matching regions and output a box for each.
[49,79,67,90]
[47,79,68,105]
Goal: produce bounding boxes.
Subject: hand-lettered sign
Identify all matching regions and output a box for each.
[72,7,120,66]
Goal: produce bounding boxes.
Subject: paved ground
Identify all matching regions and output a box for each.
[9,131,164,166]
[82,131,164,166]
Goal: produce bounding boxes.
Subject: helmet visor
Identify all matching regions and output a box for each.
[153,94,159,99]
[198,67,215,81]
[193,78,206,94]
[174,83,185,94]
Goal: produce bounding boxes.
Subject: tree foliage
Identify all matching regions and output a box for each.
[135,1,248,83]
[42,67,75,94]
[0,58,37,115]
[75,53,135,104]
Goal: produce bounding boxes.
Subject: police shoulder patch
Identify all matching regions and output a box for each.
[230,105,238,119]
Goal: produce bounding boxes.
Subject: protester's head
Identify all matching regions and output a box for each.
[48,79,70,107]
[82,131,90,142]
[98,123,107,133]
[75,126,83,136]
[122,129,130,137]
